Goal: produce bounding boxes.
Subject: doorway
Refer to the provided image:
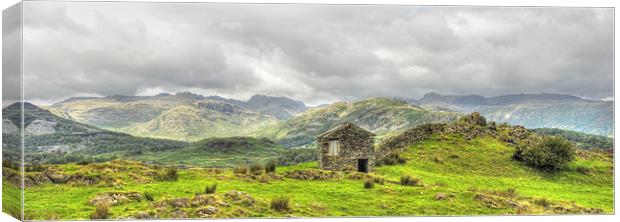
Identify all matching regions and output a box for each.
[357,159,369,173]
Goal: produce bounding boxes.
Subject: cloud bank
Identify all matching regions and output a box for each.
[19,2,613,105]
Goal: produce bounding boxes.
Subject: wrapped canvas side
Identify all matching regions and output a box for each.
[2,2,24,221]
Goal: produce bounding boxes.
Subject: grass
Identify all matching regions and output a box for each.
[2,180,21,219]
[10,135,614,220]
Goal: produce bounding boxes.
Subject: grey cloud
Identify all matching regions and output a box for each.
[17,2,614,105]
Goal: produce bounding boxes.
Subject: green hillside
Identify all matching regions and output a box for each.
[2,102,189,165]
[256,98,460,147]
[10,115,612,220]
[531,128,613,150]
[129,137,287,167]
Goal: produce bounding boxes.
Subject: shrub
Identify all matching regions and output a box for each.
[163,167,178,181]
[533,198,552,208]
[378,153,407,166]
[205,183,218,194]
[265,160,277,174]
[144,192,154,201]
[433,156,444,164]
[514,136,576,171]
[91,202,110,219]
[364,179,374,189]
[2,160,18,170]
[234,165,249,174]
[373,177,385,185]
[270,196,290,212]
[249,164,264,175]
[576,166,593,175]
[497,188,518,199]
[400,174,420,186]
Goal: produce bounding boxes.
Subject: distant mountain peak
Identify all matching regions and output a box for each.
[174,92,205,99]
[154,92,172,97]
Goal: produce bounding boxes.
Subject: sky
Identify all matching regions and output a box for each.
[5,2,614,106]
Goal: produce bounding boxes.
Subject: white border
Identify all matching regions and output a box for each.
[0,1,617,222]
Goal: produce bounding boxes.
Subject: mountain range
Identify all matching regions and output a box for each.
[5,92,613,144]
[2,91,613,165]
[411,93,613,136]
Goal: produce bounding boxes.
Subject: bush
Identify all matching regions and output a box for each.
[2,160,18,170]
[270,196,290,212]
[576,166,594,175]
[91,202,110,219]
[205,183,218,194]
[373,177,385,185]
[234,165,249,174]
[514,136,576,171]
[433,156,444,164]
[163,167,178,181]
[497,188,518,199]
[265,160,277,174]
[249,164,264,175]
[364,179,374,189]
[400,174,420,186]
[144,192,154,201]
[25,164,45,172]
[377,153,407,166]
[533,198,552,208]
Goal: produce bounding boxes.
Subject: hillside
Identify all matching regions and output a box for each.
[118,102,278,141]
[9,114,612,220]
[44,93,308,141]
[413,93,613,136]
[129,137,288,167]
[531,128,613,150]
[255,98,461,147]
[2,102,188,164]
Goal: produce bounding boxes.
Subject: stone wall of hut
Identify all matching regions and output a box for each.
[317,128,375,172]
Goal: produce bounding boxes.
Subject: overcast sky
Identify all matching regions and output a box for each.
[9,2,615,106]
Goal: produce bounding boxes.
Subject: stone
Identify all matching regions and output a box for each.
[168,198,190,208]
[44,170,70,184]
[195,206,219,217]
[191,194,218,207]
[89,192,143,206]
[224,190,255,206]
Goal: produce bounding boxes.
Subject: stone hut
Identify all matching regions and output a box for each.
[317,123,375,173]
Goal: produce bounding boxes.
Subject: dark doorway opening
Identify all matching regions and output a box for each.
[357,159,369,173]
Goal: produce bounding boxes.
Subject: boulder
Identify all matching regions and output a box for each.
[224,190,255,206]
[195,206,219,217]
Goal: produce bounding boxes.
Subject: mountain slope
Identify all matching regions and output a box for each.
[45,93,308,141]
[2,102,188,164]
[413,93,613,136]
[256,98,460,147]
[119,100,279,141]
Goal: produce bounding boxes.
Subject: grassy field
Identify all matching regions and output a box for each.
[7,134,612,220]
